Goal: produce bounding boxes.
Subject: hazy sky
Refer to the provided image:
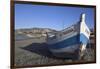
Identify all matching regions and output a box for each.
[15,4,95,31]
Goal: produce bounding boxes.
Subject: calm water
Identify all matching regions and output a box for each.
[15,34,31,40]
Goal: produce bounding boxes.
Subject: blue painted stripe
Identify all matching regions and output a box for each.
[80,34,89,44]
[48,33,89,49]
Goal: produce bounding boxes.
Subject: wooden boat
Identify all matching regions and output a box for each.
[46,13,90,59]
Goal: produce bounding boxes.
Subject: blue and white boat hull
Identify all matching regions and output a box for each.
[47,13,90,59]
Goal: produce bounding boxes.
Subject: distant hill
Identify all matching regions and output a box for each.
[15,28,58,39]
[15,28,58,34]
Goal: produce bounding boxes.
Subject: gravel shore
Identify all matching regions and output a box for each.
[15,38,95,66]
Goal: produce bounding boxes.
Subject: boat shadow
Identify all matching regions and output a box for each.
[20,43,57,58]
